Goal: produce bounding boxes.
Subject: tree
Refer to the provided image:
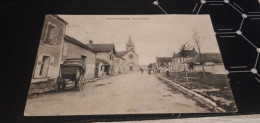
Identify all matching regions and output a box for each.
[147,63,153,69]
[178,42,190,82]
[178,42,190,72]
[192,31,207,84]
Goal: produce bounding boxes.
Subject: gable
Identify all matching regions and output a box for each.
[123,50,139,58]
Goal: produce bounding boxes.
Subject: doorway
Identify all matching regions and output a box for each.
[39,56,51,78]
[129,66,133,71]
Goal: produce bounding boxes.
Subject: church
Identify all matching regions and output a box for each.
[116,36,140,72]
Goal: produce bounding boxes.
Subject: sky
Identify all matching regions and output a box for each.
[58,15,220,65]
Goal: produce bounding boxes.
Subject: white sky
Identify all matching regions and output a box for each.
[58,15,220,65]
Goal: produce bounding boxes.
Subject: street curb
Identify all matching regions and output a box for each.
[157,74,226,113]
[28,73,127,96]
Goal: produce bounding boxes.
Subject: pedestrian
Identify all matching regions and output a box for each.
[148,68,151,75]
[140,68,144,74]
[166,67,170,77]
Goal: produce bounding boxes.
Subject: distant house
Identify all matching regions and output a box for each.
[62,35,96,80]
[114,54,127,74]
[156,57,173,72]
[173,48,198,72]
[95,58,107,77]
[31,15,68,89]
[86,40,116,75]
[116,36,139,72]
[188,53,226,74]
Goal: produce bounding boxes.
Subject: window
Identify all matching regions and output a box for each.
[44,22,58,45]
[129,54,133,59]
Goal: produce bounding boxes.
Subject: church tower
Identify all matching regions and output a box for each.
[126,36,135,51]
[126,35,135,51]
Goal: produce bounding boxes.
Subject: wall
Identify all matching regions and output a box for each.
[113,57,120,74]
[123,51,139,66]
[96,51,114,65]
[97,62,105,77]
[61,40,96,80]
[31,15,66,85]
[194,63,226,74]
[122,51,139,72]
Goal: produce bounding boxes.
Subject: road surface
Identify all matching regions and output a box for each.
[24,72,209,116]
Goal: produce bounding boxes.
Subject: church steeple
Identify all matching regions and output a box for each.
[126,35,135,51]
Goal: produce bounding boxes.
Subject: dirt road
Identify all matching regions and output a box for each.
[24,72,209,116]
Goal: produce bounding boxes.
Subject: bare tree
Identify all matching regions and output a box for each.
[178,42,188,72]
[178,42,190,82]
[192,31,207,83]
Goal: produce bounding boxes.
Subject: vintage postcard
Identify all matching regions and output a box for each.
[24,15,237,116]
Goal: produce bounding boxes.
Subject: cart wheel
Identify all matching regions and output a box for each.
[77,81,83,91]
[62,83,66,90]
[55,83,61,91]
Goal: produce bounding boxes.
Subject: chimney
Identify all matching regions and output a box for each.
[89,40,93,44]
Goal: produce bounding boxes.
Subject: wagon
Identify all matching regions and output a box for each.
[55,58,85,91]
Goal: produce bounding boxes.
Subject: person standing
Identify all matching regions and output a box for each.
[165,67,170,77]
[140,68,144,74]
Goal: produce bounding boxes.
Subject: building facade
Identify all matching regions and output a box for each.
[188,53,226,74]
[87,40,116,75]
[117,36,139,72]
[173,48,198,72]
[114,54,127,74]
[30,15,68,89]
[62,35,96,80]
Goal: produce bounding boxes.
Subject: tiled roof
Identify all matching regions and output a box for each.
[173,49,198,58]
[116,50,139,57]
[114,54,126,60]
[116,51,129,57]
[64,35,95,52]
[53,15,68,25]
[156,57,172,62]
[189,53,223,63]
[87,44,115,52]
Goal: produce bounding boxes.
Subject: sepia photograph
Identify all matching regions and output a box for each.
[24,14,237,116]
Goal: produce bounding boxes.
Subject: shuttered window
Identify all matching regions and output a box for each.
[44,22,58,45]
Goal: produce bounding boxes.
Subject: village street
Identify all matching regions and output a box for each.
[24,72,209,116]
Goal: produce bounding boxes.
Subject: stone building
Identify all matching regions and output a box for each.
[173,48,198,72]
[114,54,127,74]
[117,36,139,72]
[188,53,226,74]
[87,40,116,75]
[62,35,96,80]
[30,15,68,89]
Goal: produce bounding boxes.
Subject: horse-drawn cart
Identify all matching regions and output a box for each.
[55,58,85,91]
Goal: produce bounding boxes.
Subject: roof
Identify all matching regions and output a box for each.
[173,49,198,58]
[116,51,129,56]
[64,35,95,53]
[156,57,172,62]
[116,50,139,57]
[63,58,84,67]
[87,44,115,52]
[52,15,69,25]
[114,54,126,60]
[189,53,223,63]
